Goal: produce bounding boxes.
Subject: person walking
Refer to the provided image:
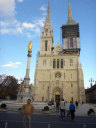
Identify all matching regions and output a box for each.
[69,101,75,120]
[60,99,66,120]
[56,99,60,113]
[21,99,35,128]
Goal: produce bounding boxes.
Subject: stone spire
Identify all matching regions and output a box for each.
[40,3,53,55]
[67,0,76,24]
[44,3,51,26]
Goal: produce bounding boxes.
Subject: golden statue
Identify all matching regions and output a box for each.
[21,82,25,90]
[28,41,32,51]
[30,84,33,91]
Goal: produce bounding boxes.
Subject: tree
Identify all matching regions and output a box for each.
[0,75,19,99]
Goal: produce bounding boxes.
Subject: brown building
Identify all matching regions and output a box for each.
[85,84,96,103]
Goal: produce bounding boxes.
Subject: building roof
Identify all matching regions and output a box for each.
[85,84,96,93]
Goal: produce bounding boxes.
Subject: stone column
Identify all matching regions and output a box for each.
[24,42,32,93]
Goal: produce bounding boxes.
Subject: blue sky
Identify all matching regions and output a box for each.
[0,0,96,88]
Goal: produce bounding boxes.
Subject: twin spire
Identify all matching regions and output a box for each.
[45,3,51,26]
[67,0,76,24]
[44,0,76,27]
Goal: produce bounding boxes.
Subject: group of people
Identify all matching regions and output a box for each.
[56,99,76,120]
[21,99,76,128]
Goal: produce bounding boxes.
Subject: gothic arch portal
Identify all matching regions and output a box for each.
[52,87,63,101]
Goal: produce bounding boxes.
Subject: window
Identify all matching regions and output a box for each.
[42,97,44,101]
[43,85,44,90]
[55,72,61,78]
[45,40,48,51]
[70,59,73,66]
[42,32,44,36]
[43,60,46,66]
[53,59,56,68]
[45,29,48,32]
[57,59,59,68]
[71,74,72,79]
[70,38,73,48]
[61,59,63,68]
[71,83,73,87]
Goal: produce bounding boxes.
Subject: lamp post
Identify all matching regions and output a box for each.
[89,78,94,87]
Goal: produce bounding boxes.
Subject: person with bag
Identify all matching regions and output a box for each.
[69,101,75,120]
[21,99,35,128]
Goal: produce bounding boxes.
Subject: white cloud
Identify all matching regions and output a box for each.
[1,61,21,68]
[0,0,46,37]
[40,6,47,11]
[22,22,36,29]
[35,17,45,27]
[17,0,24,2]
[0,27,22,34]
[0,0,15,18]
[15,62,22,65]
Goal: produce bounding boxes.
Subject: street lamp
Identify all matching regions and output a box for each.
[89,78,94,87]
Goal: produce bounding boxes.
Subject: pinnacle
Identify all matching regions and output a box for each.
[67,0,76,24]
[44,3,51,26]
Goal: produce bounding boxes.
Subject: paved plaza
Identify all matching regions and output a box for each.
[0,101,96,128]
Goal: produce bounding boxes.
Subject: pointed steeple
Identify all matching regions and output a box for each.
[67,0,76,24]
[46,3,51,22]
[40,3,53,56]
[44,3,51,26]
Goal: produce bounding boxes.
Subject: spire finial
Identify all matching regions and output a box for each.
[45,3,51,24]
[67,0,76,24]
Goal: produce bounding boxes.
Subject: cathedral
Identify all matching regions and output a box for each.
[34,1,85,103]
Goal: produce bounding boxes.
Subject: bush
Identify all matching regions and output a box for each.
[87,108,95,115]
[18,108,21,111]
[42,106,49,111]
[1,103,7,109]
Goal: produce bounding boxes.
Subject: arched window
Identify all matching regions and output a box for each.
[61,59,63,68]
[42,32,44,36]
[45,40,48,51]
[71,74,72,79]
[57,59,59,68]
[43,60,46,66]
[71,83,73,87]
[43,84,44,90]
[53,59,56,68]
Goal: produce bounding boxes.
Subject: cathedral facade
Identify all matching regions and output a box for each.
[34,1,85,103]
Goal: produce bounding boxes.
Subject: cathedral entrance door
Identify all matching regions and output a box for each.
[55,95,60,102]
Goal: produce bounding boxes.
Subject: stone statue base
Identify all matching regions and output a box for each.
[17,91,33,102]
